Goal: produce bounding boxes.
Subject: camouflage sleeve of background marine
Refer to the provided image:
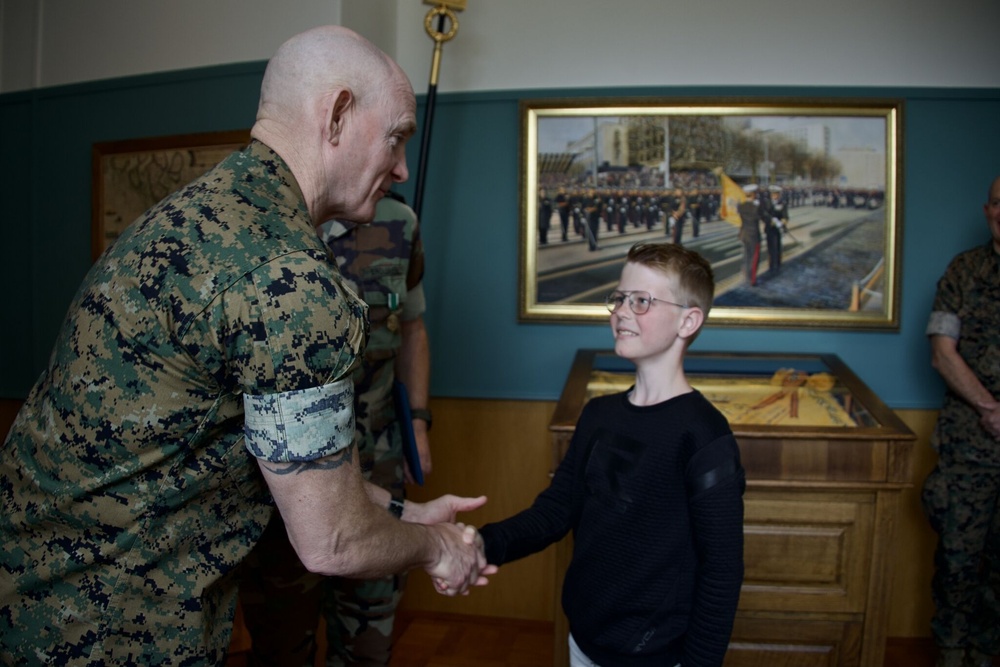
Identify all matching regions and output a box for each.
[195,251,369,462]
[926,255,965,339]
[400,214,426,322]
[400,283,426,322]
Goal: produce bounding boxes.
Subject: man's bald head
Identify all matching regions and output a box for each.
[255,26,404,128]
[251,26,417,226]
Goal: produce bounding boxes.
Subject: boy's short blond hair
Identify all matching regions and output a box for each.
[626,242,715,318]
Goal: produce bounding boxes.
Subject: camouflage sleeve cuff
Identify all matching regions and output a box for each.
[243,378,355,462]
[926,310,960,339]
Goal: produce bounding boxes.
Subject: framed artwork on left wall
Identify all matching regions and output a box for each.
[91,130,250,262]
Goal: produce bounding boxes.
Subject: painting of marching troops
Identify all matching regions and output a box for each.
[527,109,897,325]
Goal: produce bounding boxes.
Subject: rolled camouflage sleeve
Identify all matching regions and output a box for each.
[401,214,425,322]
[243,378,355,461]
[926,310,961,339]
[926,257,964,340]
[212,252,368,461]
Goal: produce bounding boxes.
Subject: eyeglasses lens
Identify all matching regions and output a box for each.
[629,292,651,314]
[605,292,624,313]
[605,291,651,314]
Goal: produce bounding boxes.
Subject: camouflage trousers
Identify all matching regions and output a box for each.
[239,418,407,667]
[922,458,1000,654]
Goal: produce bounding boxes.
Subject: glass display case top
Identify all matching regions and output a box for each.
[588,351,878,428]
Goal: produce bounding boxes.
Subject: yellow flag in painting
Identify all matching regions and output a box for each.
[715,169,746,227]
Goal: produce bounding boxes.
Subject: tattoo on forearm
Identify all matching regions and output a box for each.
[262,447,354,475]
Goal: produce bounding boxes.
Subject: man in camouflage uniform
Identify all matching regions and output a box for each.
[241,193,432,666]
[0,26,489,666]
[922,175,1000,667]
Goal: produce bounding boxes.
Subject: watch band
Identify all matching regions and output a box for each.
[388,498,404,519]
[410,408,432,431]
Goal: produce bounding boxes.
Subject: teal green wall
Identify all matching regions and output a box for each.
[2,65,998,408]
[1,63,264,397]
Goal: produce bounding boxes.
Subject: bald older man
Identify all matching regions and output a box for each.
[0,26,492,666]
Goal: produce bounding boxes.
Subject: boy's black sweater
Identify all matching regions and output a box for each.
[479,390,745,667]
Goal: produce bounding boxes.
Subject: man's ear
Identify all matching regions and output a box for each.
[678,306,705,340]
[326,89,354,145]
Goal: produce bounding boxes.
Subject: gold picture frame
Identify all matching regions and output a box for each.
[518,98,903,329]
[91,129,250,262]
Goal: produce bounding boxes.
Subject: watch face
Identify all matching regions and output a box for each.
[389,499,404,518]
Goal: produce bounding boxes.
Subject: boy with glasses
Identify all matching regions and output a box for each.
[478,242,745,667]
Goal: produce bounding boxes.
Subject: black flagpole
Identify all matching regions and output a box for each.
[413,3,462,221]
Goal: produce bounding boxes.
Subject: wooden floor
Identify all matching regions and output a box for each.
[229,611,998,667]
[226,611,554,667]
[388,613,554,667]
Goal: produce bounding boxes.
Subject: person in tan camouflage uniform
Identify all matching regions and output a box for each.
[922,175,1000,667]
[0,26,492,667]
[240,193,433,666]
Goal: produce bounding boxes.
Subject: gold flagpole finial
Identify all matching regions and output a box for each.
[422,0,465,84]
[414,0,466,218]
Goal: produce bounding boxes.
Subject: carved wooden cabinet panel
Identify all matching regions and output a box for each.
[742,491,874,614]
[726,615,863,667]
[549,351,915,667]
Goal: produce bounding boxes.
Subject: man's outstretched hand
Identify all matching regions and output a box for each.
[426,523,497,596]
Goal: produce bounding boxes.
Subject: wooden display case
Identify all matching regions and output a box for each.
[549,350,916,667]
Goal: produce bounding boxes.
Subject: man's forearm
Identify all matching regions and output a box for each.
[931,335,996,409]
[398,316,433,476]
[258,453,434,579]
[397,316,430,410]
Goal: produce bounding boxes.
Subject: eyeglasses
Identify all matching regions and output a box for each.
[605,290,689,315]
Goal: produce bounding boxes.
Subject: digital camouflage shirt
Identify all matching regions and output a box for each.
[0,141,367,665]
[926,243,1000,466]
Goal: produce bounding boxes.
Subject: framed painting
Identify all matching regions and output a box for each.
[518,98,903,329]
[91,129,250,261]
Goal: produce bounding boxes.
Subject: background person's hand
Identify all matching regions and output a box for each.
[405,494,487,525]
[404,424,433,485]
[977,399,1000,439]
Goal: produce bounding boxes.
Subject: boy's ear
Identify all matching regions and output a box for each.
[678,306,705,340]
[326,89,354,145]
